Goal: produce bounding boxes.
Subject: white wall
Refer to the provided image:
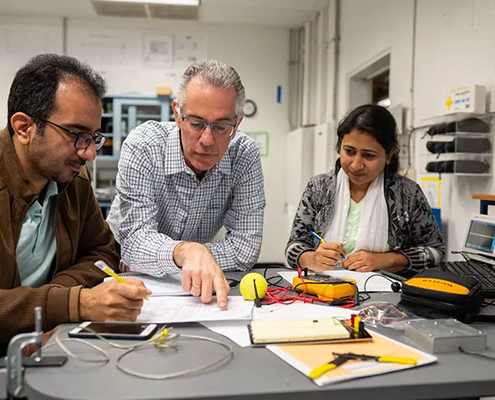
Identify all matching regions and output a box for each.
[414,0,495,256]
[0,15,63,126]
[336,0,495,259]
[206,24,290,263]
[66,18,206,95]
[0,14,289,264]
[414,0,495,122]
[337,0,414,119]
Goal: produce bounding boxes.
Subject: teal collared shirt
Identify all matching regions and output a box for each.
[16,180,58,287]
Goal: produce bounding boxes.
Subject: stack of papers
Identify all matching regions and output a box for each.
[137,296,253,323]
[105,272,189,296]
[115,270,399,347]
[107,272,254,324]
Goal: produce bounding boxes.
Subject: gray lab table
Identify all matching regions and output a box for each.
[11,270,495,399]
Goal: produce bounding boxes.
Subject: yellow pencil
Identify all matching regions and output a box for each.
[95,260,149,300]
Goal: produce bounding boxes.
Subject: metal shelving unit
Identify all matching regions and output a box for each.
[418,113,493,176]
[91,94,171,216]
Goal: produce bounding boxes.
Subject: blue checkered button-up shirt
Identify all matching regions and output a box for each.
[107,121,265,277]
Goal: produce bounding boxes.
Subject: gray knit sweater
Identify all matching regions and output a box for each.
[285,166,445,273]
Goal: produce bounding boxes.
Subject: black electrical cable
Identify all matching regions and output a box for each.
[459,347,495,361]
[363,273,402,293]
[262,268,285,288]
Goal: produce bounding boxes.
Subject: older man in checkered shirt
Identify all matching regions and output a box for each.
[107,60,265,309]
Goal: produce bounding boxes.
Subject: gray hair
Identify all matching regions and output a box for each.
[177,59,245,116]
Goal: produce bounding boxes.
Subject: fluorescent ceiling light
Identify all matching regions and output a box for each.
[100,0,199,5]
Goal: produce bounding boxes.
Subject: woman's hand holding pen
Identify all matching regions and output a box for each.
[316,242,346,271]
[299,242,346,272]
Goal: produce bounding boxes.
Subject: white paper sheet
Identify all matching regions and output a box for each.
[105,273,189,296]
[278,270,398,292]
[200,320,252,347]
[253,302,354,321]
[137,296,253,323]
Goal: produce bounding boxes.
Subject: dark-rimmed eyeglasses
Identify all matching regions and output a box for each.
[179,108,237,138]
[33,116,107,151]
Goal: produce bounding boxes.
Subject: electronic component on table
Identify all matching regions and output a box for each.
[69,322,158,340]
[357,301,412,329]
[248,316,371,346]
[309,351,417,379]
[404,318,487,354]
[292,275,356,302]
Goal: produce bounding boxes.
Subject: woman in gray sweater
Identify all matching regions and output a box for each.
[286,105,445,276]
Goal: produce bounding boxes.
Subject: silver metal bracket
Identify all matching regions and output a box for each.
[5,307,67,398]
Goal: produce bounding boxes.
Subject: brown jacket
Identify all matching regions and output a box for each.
[0,127,119,346]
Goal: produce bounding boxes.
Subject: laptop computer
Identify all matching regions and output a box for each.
[440,214,495,298]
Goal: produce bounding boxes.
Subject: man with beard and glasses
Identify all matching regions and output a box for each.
[0,54,150,356]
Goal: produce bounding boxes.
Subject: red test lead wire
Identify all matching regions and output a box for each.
[261,268,355,307]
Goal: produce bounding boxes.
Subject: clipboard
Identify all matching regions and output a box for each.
[248,317,372,346]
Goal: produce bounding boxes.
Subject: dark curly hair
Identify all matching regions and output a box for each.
[336,104,399,174]
[8,53,106,135]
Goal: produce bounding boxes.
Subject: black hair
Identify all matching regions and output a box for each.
[336,104,400,174]
[7,53,107,136]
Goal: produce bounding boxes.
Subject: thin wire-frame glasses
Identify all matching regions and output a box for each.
[34,117,107,151]
[179,108,237,138]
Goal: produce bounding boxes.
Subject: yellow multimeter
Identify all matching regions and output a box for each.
[292,275,356,302]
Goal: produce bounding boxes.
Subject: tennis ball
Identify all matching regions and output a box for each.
[240,272,268,301]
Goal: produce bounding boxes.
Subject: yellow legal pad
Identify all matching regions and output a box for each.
[249,318,352,345]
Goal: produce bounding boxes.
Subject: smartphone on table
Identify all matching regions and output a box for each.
[68,321,158,340]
